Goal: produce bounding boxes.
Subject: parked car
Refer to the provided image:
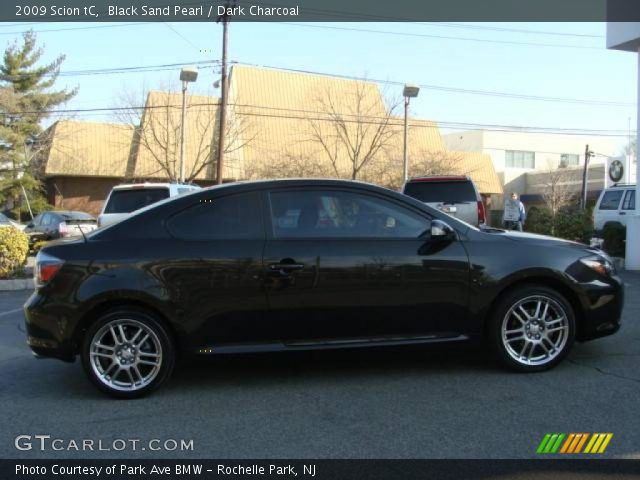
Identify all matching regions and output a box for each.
[24,211,97,246]
[402,175,486,226]
[0,212,24,230]
[25,179,623,398]
[593,184,636,234]
[98,182,201,227]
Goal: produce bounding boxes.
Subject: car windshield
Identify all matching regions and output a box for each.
[0,213,11,225]
[404,181,477,203]
[104,188,170,214]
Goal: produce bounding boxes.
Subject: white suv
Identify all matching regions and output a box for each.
[98,183,201,227]
[593,184,636,234]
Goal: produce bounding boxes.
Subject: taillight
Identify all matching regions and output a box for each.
[35,251,64,287]
[477,201,486,225]
[58,221,70,237]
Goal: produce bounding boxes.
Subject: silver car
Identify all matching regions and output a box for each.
[98,182,201,228]
[402,175,486,227]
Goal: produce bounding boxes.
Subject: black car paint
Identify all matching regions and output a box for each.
[24,180,624,362]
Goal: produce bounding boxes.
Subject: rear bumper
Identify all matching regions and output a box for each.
[576,274,624,341]
[23,291,76,362]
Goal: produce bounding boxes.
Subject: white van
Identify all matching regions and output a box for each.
[98,183,201,227]
[593,184,636,234]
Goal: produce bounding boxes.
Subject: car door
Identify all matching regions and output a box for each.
[262,187,471,345]
[596,189,624,230]
[159,191,269,348]
[620,189,635,225]
[24,214,42,239]
[34,213,53,241]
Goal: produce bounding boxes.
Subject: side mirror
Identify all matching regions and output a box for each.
[431,219,455,241]
[26,223,34,229]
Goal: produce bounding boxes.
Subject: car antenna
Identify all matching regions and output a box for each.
[79,225,88,243]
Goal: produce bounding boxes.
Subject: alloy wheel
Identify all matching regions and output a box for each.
[89,318,163,392]
[501,295,570,366]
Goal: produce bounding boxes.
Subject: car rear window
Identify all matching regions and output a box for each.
[104,188,170,214]
[404,181,477,203]
[599,190,624,210]
[60,212,96,223]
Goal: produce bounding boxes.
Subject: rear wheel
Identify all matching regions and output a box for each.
[489,285,575,372]
[81,308,175,398]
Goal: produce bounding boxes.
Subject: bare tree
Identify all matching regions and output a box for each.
[114,84,254,183]
[363,150,479,191]
[244,153,333,180]
[541,161,575,217]
[305,82,401,181]
[410,150,473,177]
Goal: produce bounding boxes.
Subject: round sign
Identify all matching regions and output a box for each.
[609,160,624,183]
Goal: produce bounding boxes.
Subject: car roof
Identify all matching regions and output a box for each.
[606,184,636,189]
[406,175,471,183]
[111,183,197,191]
[47,210,93,217]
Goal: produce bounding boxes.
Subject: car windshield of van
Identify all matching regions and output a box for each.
[404,181,476,203]
[104,188,170,214]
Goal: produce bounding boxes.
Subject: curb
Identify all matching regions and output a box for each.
[0,279,34,291]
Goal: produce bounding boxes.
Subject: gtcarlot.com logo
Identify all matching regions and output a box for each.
[15,435,194,452]
[537,433,613,454]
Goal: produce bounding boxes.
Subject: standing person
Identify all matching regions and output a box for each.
[510,192,526,231]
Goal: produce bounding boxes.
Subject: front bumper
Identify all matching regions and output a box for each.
[575,274,624,341]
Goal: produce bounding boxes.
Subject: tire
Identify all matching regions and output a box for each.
[81,308,175,399]
[488,285,575,372]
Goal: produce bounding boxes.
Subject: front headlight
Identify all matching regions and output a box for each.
[580,255,616,276]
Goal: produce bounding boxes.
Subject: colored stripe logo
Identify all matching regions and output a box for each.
[537,433,613,454]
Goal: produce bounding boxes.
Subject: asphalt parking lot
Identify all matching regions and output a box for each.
[1,273,639,460]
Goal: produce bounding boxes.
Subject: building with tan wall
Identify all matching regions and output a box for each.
[40,65,502,215]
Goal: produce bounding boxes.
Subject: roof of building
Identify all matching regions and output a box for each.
[44,120,134,177]
[41,66,502,195]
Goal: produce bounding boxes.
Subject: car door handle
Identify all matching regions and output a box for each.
[620,212,626,215]
[269,263,305,271]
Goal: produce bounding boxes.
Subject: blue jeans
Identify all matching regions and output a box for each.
[504,221,523,231]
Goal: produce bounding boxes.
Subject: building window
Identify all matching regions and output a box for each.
[560,153,579,167]
[505,150,535,169]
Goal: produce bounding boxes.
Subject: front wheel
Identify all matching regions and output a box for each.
[81,308,175,398]
[489,285,575,372]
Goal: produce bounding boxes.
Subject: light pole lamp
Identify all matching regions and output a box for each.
[179,67,199,184]
[402,84,420,184]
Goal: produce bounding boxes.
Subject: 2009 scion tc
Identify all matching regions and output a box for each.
[24,179,624,398]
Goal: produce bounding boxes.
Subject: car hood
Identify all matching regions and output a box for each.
[494,230,592,249]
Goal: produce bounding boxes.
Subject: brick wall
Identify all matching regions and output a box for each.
[46,177,121,216]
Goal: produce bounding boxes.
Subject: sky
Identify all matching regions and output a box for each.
[1,21,638,152]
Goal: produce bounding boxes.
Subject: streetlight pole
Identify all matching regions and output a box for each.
[178,67,198,184]
[403,97,409,183]
[180,80,188,184]
[402,84,420,184]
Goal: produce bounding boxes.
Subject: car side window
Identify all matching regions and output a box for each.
[41,214,52,226]
[599,190,624,210]
[167,192,263,240]
[269,190,429,239]
[31,214,42,226]
[622,190,636,210]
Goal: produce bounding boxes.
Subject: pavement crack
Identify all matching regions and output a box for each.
[566,358,640,385]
